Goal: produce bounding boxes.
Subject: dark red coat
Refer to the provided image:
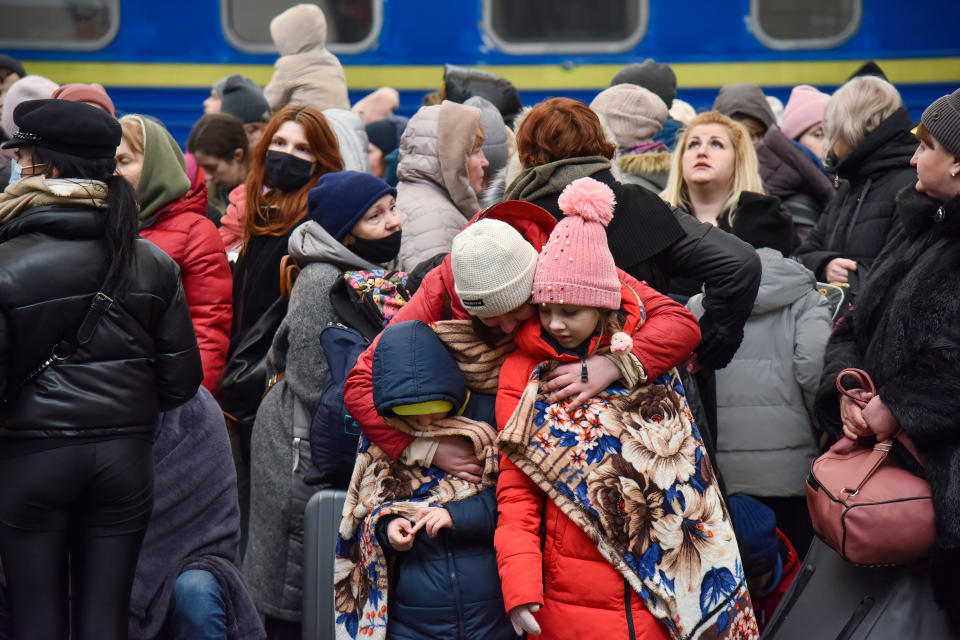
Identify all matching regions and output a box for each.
[494,281,697,640]
[140,181,233,392]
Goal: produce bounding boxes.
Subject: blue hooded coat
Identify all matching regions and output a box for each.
[371,320,513,640]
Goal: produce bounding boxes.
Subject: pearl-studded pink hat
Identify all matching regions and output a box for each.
[531,177,621,310]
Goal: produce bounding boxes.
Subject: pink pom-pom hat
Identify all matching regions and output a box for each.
[532,177,622,310]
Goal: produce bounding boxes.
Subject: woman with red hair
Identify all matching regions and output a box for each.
[505,97,761,451]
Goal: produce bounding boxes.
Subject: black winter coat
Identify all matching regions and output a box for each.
[814,187,960,623]
[0,205,202,437]
[793,108,917,292]
[508,165,761,371]
[231,227,296,337]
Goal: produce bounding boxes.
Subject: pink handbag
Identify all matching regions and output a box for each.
[805,369,936,566]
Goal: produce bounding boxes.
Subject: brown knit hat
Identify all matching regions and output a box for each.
[921,89,960,157]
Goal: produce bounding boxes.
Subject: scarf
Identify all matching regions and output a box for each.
[498,366,759,640]
[0,175,108,225]
[503,155,611,204]
[333,320,511,640]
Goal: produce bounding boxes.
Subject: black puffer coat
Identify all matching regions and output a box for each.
[793,108,917,291]
[0,205,202,436]
[813,187,960,627]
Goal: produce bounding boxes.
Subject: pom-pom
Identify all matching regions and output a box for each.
[557,177,616,226]
[609,331,633,354]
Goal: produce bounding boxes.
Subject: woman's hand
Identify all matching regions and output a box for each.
[432,436,483,483]
[840,390,873,441]
[862,395,900,441]
[415,506,453,537]
[541,355,620,410]
[825,258,858,284]
[386,518,417,552]
[509,603,542,636]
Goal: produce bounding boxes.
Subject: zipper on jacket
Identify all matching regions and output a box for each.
[445,537,467,639]
[624,580,636,640]
[292,436,301,472]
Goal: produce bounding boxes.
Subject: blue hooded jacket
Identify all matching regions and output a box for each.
[371,320,512,640]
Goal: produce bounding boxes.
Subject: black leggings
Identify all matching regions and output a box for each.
[0,438,153,640]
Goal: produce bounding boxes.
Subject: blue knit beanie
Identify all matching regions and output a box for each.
[307,171,397,240]
[728,494,782,592]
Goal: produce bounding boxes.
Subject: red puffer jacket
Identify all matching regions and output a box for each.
[495,282,699,640]
[140,181,233,392]
[343,201,701,460]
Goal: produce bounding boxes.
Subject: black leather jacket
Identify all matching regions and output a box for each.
[0,204,202,437]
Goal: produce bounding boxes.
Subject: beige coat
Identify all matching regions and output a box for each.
[263,4,350,112]
[395,101,482,272]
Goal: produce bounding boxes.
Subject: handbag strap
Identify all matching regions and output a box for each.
[840,441,892,499]
[835,367,876,407]
[1,291,114,408]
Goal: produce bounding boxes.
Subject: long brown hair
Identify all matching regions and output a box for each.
[242,104,343,251]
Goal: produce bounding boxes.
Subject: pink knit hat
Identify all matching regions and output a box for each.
[781,85,830,140]
[52,83,116,117]
[532,177,620,310]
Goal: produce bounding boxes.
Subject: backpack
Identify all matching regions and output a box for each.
[305,270,409,487]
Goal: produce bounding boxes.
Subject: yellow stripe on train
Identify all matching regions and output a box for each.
[20,58,960,90]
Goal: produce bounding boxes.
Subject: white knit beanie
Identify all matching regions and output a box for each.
[452,219,538,317]
[590,83,668,150]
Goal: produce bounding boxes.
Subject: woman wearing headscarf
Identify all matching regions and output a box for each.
[117,114,233,393]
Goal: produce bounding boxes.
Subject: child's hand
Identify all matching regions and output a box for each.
[541,354,620,409]
[433,436,483,483]
[509,603,542,636]
[386,517,418,551]
[415,506,453,537]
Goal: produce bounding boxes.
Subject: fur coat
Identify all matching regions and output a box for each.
[814,187,960,624]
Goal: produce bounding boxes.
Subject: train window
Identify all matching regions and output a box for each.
[0,0,118,50]
[750,0,861,50]
[222,0,381,54]
[484,0,648,54]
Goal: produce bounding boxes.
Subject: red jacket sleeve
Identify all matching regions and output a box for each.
[181,217,233,392]
[618,270,701,381]
[344,261,462,459]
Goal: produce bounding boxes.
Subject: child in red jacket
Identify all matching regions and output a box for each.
[495,178,756,640]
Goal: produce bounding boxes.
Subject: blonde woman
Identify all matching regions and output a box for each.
[793,76,916,294]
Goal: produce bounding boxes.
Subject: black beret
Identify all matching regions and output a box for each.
[1,99,121,159]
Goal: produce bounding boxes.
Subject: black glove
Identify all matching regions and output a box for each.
[695,314,744,371]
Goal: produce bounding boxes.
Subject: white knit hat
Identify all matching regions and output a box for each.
[590,83,668,150]
[452,219,538,318]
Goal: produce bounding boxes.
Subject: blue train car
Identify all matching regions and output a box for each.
[2,0,958,145]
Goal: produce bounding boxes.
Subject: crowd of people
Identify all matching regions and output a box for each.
[0,3,958,639]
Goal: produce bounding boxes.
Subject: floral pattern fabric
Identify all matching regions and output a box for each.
[498,365,759,640]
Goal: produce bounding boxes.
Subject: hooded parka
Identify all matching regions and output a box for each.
[395,101,483,272]
[688,248,832,496]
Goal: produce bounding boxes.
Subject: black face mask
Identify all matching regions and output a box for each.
[349,230,402,264]
[264,150,314,192]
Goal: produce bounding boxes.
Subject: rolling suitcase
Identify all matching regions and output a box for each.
[762,537,954,639]
[302,489,348,640]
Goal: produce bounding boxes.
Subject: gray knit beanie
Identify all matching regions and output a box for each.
[610,59,677,108]
[464,96,508,178]
[220,75,270,124]
[590,84,667,150]
[452,219,538,317]
[921,88,960,157]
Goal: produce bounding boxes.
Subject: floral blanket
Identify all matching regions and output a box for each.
[333,320,510,640]
[498,365,759,640]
